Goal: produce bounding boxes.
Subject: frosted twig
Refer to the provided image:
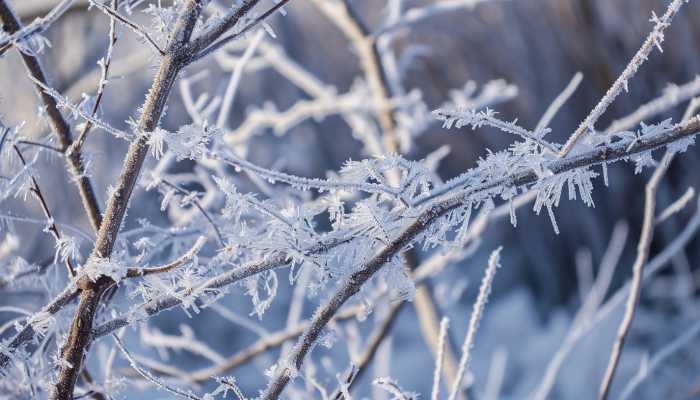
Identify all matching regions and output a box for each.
[125,236,206,278]
[431,317,450,400]
[112,335,202,400]
[434,108,558,153]
[89,0,165,55]
[30,78,132,140]
[606,76,700,134]
[656,186,695,225]
[70,0,120,162]
[448,247,502,400]
[214,151,405,200]
[374,0,490,37]
[559,0,688,157]
[536,72,583,132]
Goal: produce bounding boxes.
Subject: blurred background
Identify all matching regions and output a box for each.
[2,0,700,398]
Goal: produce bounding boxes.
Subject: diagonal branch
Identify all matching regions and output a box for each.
[260,115,700,398]
[12,145,76,277]
[0,0,103,233]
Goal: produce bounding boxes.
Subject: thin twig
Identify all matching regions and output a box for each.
[125,236,206,278]
[12,145,76,277]
[70,0,121,157]
[0,0,103,233]
[16,139,63,153]
[89,0,165,55]
[597,150,673,400]
[559,0,688,157]
[158,179,224,246]
[448,247,502,400]
[112,335,201,400]
[656,186,695,225]
[431,317,450,400]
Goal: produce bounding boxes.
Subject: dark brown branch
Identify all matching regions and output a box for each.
[50,2,206,398]
[0,0,103,233]
[12,145,76,277]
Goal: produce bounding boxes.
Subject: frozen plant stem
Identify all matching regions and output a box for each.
[51,2,203,398]
[597,151,672,400]
[559,0,688,157]
[50,1,295,394]
[448,247,502,400]
[0,0,103,233]
[261,115,700,398]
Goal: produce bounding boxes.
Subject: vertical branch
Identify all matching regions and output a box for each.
[70,0,120,157]
[319,1,463,391]
[317,0,399,154]
[51,2,205,398]
[0,0,103,233]
[448,247,502,400]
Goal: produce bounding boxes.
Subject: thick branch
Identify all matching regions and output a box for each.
[50,2,205,398]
